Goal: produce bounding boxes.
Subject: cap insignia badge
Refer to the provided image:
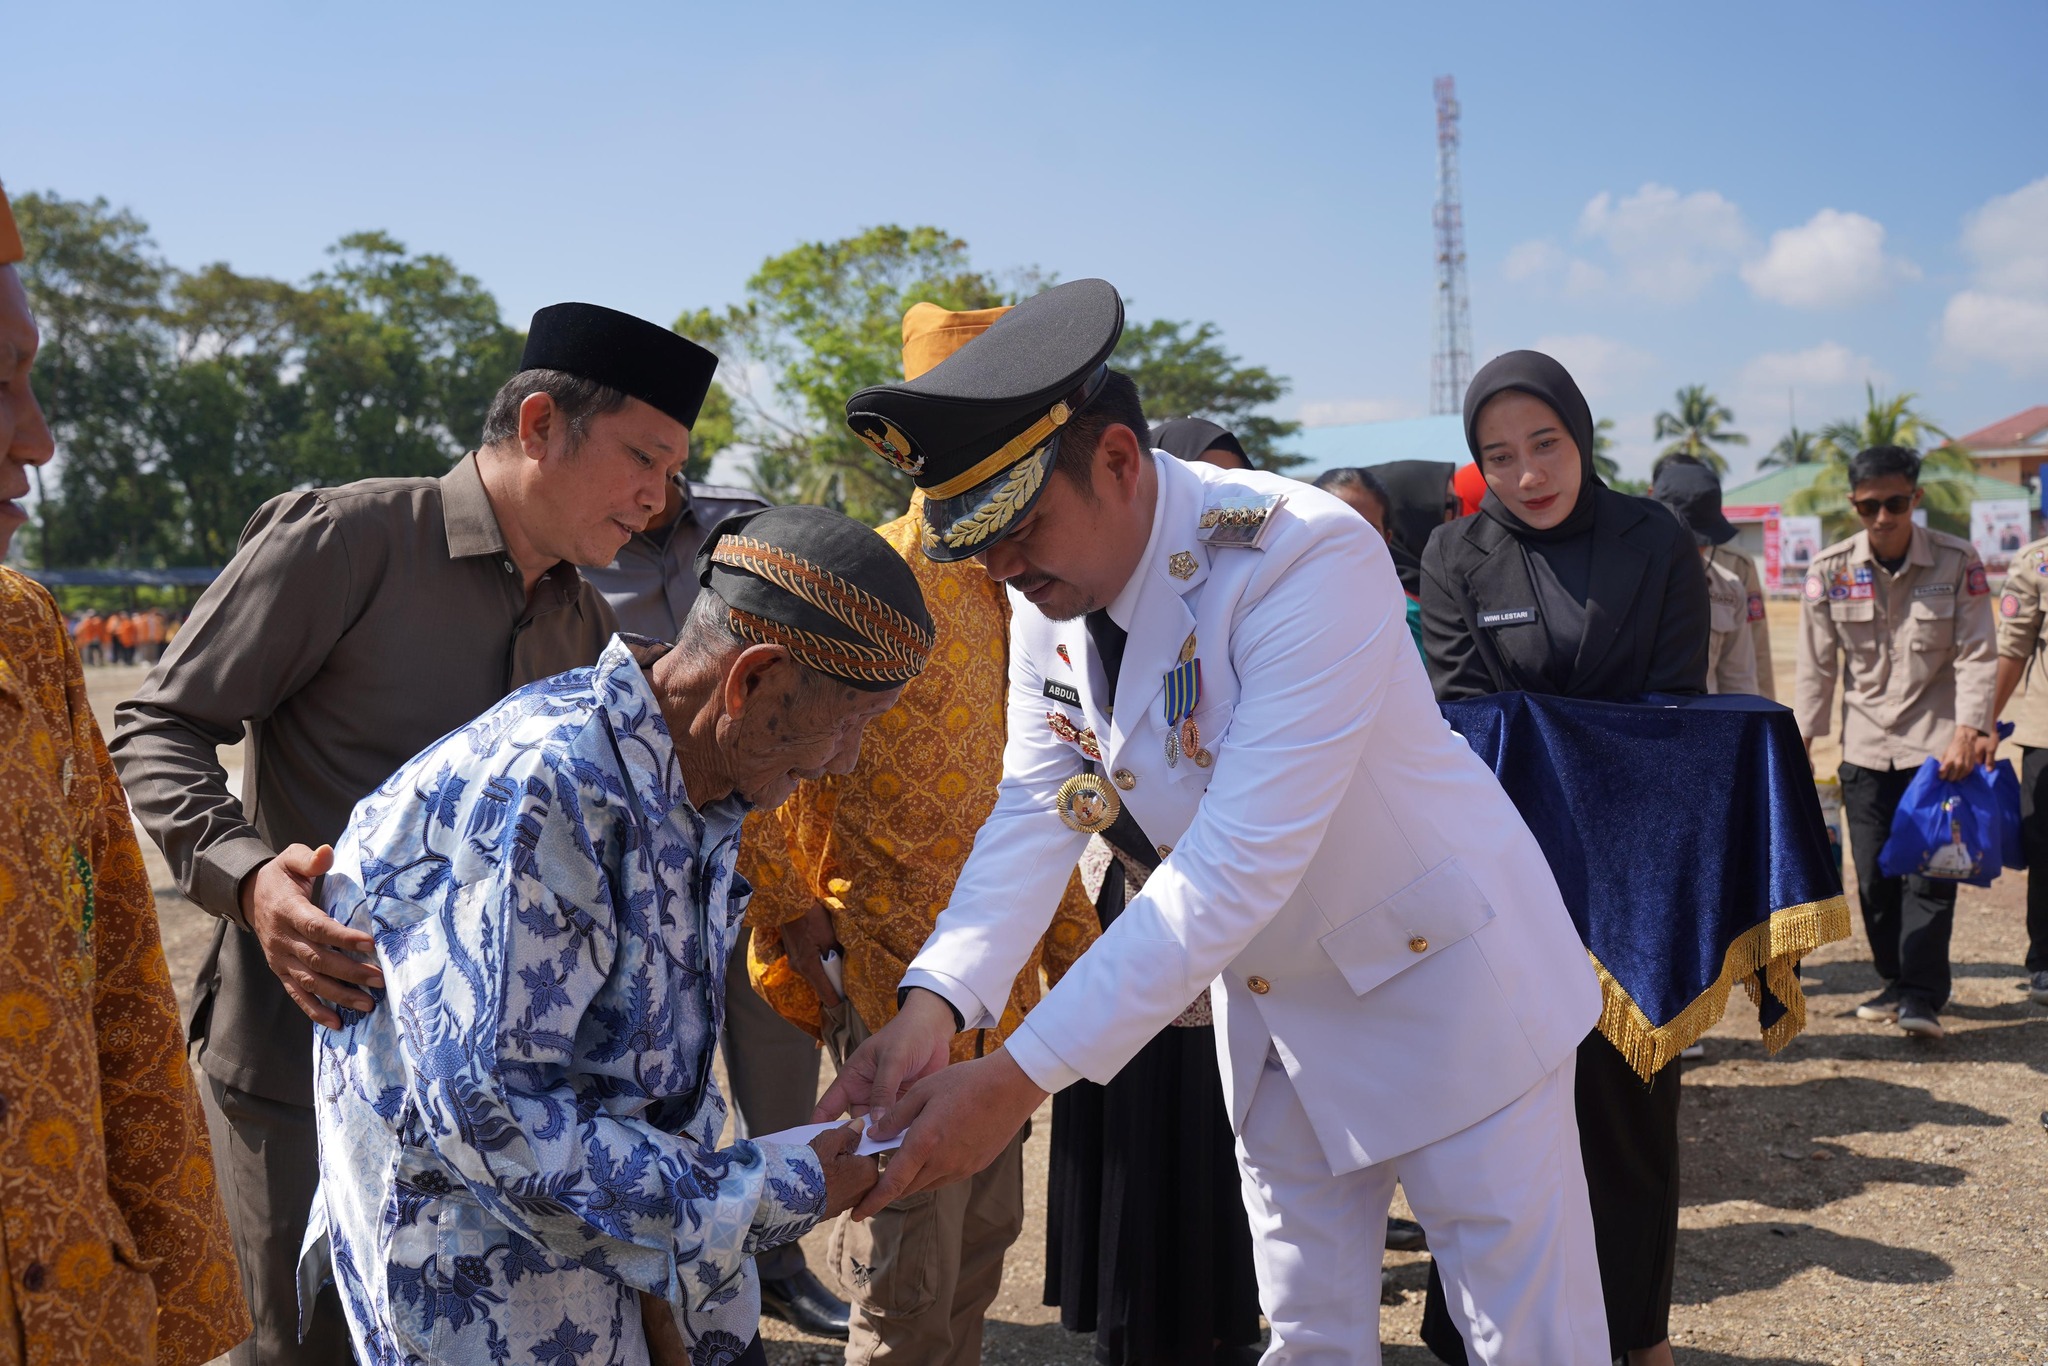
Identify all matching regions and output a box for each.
[1197,493,1283,550]
[1055,773,1122,834]
[1169,550,1198,580]
[849,413,925,476]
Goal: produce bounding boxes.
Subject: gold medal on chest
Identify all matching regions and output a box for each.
[1055,773,1122,834]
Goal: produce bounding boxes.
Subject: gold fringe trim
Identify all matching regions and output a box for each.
[1591,894,1851,1081]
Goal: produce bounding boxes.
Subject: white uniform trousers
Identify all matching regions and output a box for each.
[1236,1054,1608,1365]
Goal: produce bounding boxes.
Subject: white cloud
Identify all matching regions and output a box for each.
[1740,209,1920,309]
[1529,333,1656,400]
[1297,397,1421,427]
[1960,175,2048,295]
[1502,239,1564,282]
[1937,175,2048,377]
[1575,184,1751,303]
[1939,291,2048,376]
[1736,341,1888,392]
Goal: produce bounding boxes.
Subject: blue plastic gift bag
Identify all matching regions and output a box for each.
[1875,757,2006,887]
[1992,757,2027,872]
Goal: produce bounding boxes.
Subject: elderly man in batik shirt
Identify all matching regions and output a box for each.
[305,506,933,1365]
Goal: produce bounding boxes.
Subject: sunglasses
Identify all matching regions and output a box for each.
[1850,494,1915,518]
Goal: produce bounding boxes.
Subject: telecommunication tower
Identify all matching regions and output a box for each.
[1430,75,1474,415]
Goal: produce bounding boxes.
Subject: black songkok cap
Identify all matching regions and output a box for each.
[521,302,719,429]
[842,278,1124,562]
[694,505,934,691]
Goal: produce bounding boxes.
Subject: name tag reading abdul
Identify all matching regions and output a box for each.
[1044,679,1082,706]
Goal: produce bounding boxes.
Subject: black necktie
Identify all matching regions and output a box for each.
[1084,609,1127,710]
[1080,609,1158,872]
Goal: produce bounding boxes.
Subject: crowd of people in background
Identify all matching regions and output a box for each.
[63,604,182,665]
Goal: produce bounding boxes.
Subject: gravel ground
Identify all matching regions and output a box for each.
[87,612,2048,1363]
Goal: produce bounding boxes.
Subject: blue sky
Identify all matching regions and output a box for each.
[12,0,2047,483]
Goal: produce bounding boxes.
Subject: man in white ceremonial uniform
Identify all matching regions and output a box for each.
[815,279,1610,1365]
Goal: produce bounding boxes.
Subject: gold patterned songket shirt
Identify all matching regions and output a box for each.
[0,567,249,1365]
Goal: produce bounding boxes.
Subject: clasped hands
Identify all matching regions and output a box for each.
[812,987,1048,1220]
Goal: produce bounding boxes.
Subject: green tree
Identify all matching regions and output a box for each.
[1652,384,1747,474]
[1815,383,1953,461]
[13,192,176,566]
[293,232,521,483]
[1787,386,1972,539]
[14,193,519,567]
[1759,423,1822,470]
[1589,416,1649,493]
[1113,319,1303,472]
[679,225,1019,523]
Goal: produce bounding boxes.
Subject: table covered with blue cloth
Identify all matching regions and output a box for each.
[1440,690,1851,1079]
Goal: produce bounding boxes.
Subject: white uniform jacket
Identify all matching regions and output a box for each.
[904,453,1601,1174]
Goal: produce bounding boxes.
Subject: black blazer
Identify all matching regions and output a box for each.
[1419,488,1710,702]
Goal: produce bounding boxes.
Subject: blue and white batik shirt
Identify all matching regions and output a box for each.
[304,634,825,1365]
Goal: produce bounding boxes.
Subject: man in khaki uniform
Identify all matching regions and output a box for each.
[1989,536,2048,1006]
[1654,458,1760,695]
[1795,446,1998,1039]
[1709,541,1773,696]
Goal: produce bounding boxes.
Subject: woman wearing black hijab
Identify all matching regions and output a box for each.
[1152,416,1255,471]
[1417,351,1707,1366]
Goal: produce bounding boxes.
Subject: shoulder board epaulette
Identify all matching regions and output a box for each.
[1197,492,1283,550]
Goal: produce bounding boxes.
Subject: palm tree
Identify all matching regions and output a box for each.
[1786,386,1974,540]
[1653,385,1748,474]
[1759,424,1821,470]
[1591,417,1619,481]
[1816,383,1953,460]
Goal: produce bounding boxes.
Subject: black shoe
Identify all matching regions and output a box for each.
[1897,999,1945,1039]
[1385,1216,1428,1253]
[758,1267,850,1339]
[2030,970,2048,1007]
[1855,984,1902,1022]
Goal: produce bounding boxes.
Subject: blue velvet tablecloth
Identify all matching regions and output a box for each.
[1441,691,1850,1078]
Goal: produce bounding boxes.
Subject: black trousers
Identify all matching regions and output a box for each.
[2017,748,2048,972]
[1838,761,1958,1009]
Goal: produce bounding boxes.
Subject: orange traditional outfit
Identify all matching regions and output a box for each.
[0,569,251,1364]
[0,182,249,1365]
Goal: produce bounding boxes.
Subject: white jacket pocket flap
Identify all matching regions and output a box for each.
[1317,857,1498,997]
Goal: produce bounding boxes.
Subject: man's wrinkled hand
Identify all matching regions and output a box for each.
[1938,725,1989,782]
[240,843,382,1029]
[848,1050,1045,1221]
[812,987,954,1122]
[809,1123,880,1220]
[780,900,844,1008]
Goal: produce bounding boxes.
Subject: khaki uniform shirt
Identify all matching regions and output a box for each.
[1795,525,1997,770]
[1993,535,2048,748]
[110,453,616,1106]
[1707,544,1773,697]
[1705,552,1760,695]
